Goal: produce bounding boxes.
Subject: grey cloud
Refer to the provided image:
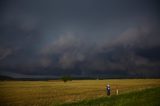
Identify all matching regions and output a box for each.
[112,20,160,48]
[0,47,12,60]
[33,21,160,74]
[0,0,160,77]
[40,33,90,69]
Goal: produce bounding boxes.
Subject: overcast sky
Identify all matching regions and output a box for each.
[0,0,160,77]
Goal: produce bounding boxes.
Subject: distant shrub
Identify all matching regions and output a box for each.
[61,75,72,82]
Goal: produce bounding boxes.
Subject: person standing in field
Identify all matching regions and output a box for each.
[106,84,111,96]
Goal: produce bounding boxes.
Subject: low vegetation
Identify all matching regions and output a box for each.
[60,87,160,106]
[61,75,72,82]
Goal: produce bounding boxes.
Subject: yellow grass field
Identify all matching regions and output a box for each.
[0,79,160,106]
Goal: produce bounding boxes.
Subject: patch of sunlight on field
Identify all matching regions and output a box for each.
[0,79,160,106]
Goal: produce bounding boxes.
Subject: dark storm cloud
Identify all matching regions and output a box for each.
[0,0,160,77]
[0,47,12,60]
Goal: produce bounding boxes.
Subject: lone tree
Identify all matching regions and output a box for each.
[61,75,72,82]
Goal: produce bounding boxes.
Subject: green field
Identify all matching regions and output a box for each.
[0,79,160,106]
[61,87,160,106]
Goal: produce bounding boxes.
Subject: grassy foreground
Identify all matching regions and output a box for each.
[0,79,160,106]
[60,87,160,106]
